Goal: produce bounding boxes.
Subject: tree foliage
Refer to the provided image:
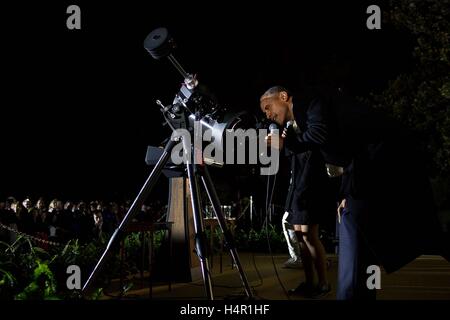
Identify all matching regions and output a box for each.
[370,0,450,182]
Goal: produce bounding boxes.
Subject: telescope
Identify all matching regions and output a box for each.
[83,27,255,300]
[144,27,258,168]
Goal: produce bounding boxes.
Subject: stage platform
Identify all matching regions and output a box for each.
[103,253,450,300]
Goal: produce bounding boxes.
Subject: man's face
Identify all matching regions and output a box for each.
[260,92,290,126]
[23,199,31,209]
[36,200,45,210]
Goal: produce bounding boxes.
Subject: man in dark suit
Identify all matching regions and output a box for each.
[260,85,449,299]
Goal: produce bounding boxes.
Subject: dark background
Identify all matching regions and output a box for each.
[1,1,413,202]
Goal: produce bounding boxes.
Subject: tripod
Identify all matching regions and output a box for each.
[82,115,253,301]
[83,26,254,299]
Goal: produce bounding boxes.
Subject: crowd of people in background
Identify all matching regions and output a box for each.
[0,196,167,247]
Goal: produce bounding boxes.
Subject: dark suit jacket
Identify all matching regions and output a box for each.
[284,149,336,225]
[284,89,449,273]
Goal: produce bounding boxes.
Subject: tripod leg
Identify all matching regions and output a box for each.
[82,139,177,293]
[186,162,214,300]
[200,166,254,299]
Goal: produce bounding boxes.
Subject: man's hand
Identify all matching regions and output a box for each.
[337,199,346,223]
[265,132,284,150]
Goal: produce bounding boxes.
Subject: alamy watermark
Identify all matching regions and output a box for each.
[65,263,381,291]
[170,123,280,176]
[366,5,381,30]
[367,265,382,290]
[66,265,81,290]
[66,5,81,30]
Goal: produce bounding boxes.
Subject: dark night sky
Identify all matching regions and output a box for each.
[1,1,414,201]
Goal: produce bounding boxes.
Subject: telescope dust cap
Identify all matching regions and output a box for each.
[143,27,176,59]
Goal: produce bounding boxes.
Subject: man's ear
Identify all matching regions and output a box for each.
[279,91,288,102]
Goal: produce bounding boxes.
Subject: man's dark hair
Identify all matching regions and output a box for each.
[261,86,292,99]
